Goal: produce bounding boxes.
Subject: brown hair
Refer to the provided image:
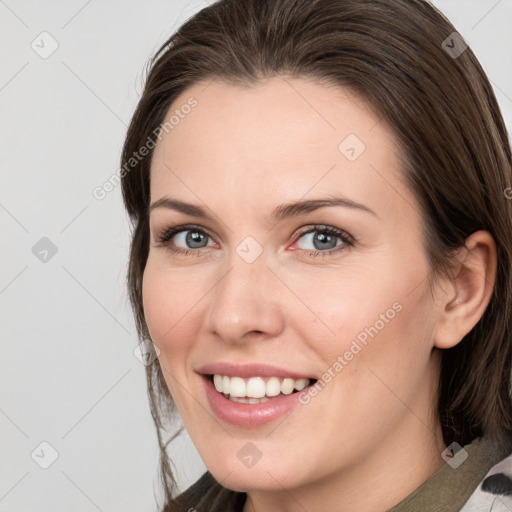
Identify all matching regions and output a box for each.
[120,0,512,509]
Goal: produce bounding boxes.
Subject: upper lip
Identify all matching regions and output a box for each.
[197,362,316,380]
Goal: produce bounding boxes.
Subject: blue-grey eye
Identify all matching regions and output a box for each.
[173,230,213,249]
[296,229,345,251]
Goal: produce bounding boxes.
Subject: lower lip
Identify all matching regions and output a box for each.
[202,375,310,428]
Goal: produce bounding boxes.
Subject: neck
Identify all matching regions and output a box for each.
[243,419,445,512]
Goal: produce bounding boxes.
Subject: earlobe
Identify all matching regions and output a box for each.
[434,230,497,350]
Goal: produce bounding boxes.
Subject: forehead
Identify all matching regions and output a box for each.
[149,76,414,221]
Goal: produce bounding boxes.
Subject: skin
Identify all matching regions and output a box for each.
[142,76,496,512]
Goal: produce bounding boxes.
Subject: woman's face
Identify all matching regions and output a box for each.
[143,77,446,494]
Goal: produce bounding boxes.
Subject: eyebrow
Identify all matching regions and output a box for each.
[148,195,377,222]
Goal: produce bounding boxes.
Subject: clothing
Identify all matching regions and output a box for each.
[389,435,512,511]
[174,434,512,511]
[460,453,512,511]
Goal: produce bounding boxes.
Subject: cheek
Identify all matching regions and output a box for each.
[292,263,398,342]
[141,259,204,364]
[141,262,168,342]
[142,259,209,412]
[296,252,435,378]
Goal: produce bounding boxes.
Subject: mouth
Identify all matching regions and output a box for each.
[197,362,320,426]
[206,373,318,404]
[201,372,319,427]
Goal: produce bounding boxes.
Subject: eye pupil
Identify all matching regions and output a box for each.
[187,231,207,248]
[314,232,336,250]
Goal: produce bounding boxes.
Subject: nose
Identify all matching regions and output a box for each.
[203,251,285,345]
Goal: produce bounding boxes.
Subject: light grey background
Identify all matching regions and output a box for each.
[1,1,511,511]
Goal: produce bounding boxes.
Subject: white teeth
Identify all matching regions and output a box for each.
[222,375,230,394]
[212,374,312,398]
[246,377,266,398]
[281,378,295,395]
[213,374,223,393]
[294,378,309,391]
[230,396,270,404]
[266,377,281,397]
[230,376,247,398]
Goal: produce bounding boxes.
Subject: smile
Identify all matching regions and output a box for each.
[212,374,314,402]
[202,373,319,427]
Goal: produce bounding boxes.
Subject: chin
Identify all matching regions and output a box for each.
[208,459,305,493]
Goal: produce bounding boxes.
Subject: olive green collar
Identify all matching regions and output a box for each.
[389,435,512,512]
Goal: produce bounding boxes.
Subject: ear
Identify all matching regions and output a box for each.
[434,230,497,350]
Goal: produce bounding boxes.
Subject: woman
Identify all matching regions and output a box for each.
[120,0,512,510]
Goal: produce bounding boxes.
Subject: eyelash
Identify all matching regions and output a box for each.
[155,223,355,259]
